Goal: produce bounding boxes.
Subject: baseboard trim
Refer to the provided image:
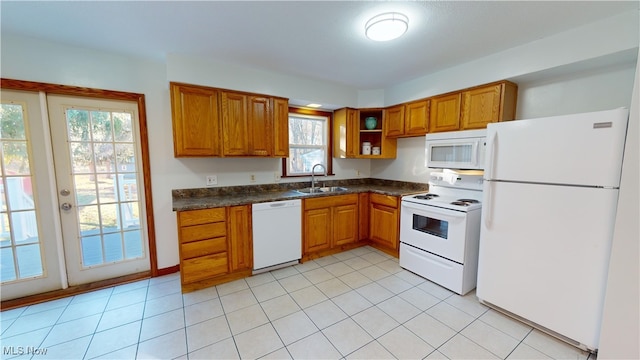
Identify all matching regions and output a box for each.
[1,271,151,311]
[157,265,180,277]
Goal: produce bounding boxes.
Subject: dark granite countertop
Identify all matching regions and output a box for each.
[172,178,429,211]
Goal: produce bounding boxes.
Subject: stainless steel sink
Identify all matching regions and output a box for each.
[294,186,348,194]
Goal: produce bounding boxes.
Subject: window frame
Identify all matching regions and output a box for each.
[282,107,333,178]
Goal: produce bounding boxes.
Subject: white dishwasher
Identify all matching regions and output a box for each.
[252,199,302,273]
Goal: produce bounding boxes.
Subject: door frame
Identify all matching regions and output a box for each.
[1,78,158,300]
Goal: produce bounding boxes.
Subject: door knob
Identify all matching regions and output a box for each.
[60,203,73,211]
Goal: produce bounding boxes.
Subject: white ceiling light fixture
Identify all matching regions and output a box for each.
[365,12,409,42]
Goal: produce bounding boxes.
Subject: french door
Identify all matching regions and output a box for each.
[1,91,64,298]
[48,95,149,285]
[1,90,150,300]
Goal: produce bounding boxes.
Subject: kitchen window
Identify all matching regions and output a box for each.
[282,108,332,177]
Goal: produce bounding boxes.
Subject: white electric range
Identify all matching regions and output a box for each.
[399,171,483,295]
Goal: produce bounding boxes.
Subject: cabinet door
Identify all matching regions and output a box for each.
[248,96,273,156]
[404,99,430,136]
[429,93,461,133]
[221,91,250,155]
[332,203,358,247]
[370,195,399,251]
[333,108,359,158]
[170,83,221,157]
[384,104,405,138]
[303,208,332,254]
[228,205,252,272]
[273,98,289,157]
[460,84,502,130]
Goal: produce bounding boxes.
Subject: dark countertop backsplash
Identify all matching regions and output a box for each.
[172,178,429,211]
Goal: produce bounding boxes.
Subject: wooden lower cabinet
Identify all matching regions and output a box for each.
[369,193,400,255]
[302,194,361,260]
[177,205,253,292]
[177,191,403,292]
[227,205,253,272]
[333,203,359,247]
[303,207,332,254]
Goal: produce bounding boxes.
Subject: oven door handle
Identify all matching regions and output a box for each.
[401,201,468,221]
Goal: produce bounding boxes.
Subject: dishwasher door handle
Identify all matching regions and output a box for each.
[269,202,287,208]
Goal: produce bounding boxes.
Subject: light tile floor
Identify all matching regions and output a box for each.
[1,246,596,359]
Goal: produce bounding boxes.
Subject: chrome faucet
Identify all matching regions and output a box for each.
[311,163,327,190]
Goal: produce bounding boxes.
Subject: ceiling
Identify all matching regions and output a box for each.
[1,1,638,90]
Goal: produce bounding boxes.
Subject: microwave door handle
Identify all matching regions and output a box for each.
[472,141,479,167]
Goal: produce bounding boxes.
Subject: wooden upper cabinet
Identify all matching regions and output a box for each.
[221,91,250,156]
[334,108,397,159]
[170,82,221,157]
[333,108,359,158]
[430,93,462,133]
[221,92,274,156]
[273,98,289,157]
[247,96,273,156]
[404,99,430,136]
[461,81,518,130]
[383,104,405,138]
[170,82,288,158]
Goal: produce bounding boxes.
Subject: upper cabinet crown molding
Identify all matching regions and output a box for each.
[170,82,289,158]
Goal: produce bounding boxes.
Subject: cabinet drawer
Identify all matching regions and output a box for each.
[180,222,227,243]
[181,237,227,259]
[304,194,358,210]
[178,208,226,226]
[181,253,228,284]
[370,193,398,208]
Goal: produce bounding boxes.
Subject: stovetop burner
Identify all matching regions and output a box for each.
[450,199,481,206]
[457,199,480,204]
[414,193,439,200]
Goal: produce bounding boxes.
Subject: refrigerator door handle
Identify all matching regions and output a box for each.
[485,131,497,180]
[484,181,493,228]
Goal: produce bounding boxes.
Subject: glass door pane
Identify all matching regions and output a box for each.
[65,109,143,268]
[0,102,44,282]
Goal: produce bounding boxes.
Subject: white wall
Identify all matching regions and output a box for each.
[598,48,640,359]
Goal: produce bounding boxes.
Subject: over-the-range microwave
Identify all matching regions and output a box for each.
[426,129,487,170]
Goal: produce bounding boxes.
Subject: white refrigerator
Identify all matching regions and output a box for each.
[476,108,629,352]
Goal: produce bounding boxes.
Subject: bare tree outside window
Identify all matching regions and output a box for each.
[284,108,332,177]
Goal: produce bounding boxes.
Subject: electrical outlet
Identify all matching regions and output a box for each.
[250,174,256,183]
[205,175,218,186]
[355,169,361,177]
[274,172,281,182]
